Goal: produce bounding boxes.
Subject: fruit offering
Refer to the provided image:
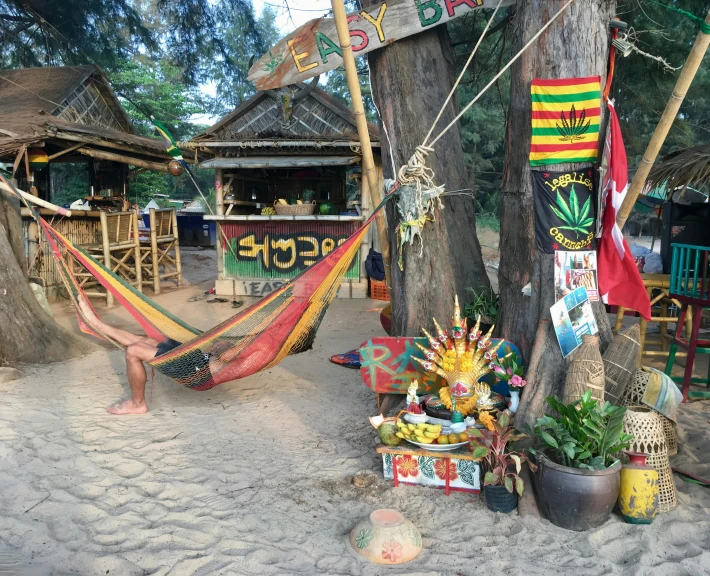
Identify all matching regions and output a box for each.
[395,420,443,444]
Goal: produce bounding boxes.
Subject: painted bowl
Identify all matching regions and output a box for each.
[349,509,422,565]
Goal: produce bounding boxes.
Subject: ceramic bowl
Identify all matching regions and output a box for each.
[403,412,428,424]
[350,509,422,565]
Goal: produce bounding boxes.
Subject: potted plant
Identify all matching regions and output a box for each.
[528,391,634,531]
[492,353,526,414]
[464,287,499,333]
[469,411,537,513]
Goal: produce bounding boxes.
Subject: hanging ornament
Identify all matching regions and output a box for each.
[27,148,48,171]
[168,159,185,176]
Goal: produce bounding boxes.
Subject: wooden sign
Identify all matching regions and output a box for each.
[359,336,522,395]
[248,0,513,91]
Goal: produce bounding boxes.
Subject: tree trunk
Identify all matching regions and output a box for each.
[0,193,95,365]
[499,0,615,430]
[364,19,490,336]
[0,185,27,273]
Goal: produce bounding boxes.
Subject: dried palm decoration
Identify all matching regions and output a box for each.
[562,334,605,404]
[603,324,641,405]
[412,295,504,416]
[648,143,710,194]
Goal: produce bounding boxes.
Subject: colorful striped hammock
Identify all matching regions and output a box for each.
[5,175,387,391]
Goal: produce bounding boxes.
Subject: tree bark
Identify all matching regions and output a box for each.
[499,0,616,430]
[0,193,95,365]
[364,18,490,336]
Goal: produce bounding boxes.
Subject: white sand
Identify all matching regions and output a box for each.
[2,249,710,575]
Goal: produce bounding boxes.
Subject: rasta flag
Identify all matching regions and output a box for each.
[530,76,602,166]
[532,169,596,253]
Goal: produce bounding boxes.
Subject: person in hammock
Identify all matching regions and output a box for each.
[77,296,212,415]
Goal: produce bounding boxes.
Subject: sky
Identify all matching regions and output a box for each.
[190,0,335,125]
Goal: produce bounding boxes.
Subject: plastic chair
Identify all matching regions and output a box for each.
[664,243,710,401]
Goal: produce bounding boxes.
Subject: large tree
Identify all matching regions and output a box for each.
[363,2,491,336]
[498,0,617,429]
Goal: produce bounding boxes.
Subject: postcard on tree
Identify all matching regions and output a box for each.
[554,250,599,302]
[551,286,598,358]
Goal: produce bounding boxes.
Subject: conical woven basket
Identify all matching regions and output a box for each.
[562,334,604,404]
[623,406,676,512]
[603,325,641,405]
[620,368,650,407]
[662,416,678,456]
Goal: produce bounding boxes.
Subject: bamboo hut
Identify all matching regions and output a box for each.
[185,82,382,299]
[0,66,186,298]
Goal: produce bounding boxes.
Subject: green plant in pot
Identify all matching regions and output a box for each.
[464,287,499,332]
[469,411,537,513]
[528,391,634,531]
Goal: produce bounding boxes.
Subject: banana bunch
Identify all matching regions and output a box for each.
[261,207,276,215]
[395,421,443,444]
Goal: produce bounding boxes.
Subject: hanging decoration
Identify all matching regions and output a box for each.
[168,159,185,176]
[27,148,48,171]
[532,169,595,253]
[529,76,602,167]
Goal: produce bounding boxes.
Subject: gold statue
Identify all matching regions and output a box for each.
[412,295,503,416]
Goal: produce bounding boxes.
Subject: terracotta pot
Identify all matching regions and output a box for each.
[533,452,621,531]
[618,452,659,524]
[349,509,422,565]
[484,484,517,513]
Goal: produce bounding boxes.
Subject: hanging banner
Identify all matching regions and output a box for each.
[529,76,602,167]
[532,169,596,253]
[248,0,514,91]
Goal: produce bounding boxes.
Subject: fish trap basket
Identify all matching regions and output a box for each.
[623,406,677,512]
[620,368,650,407]
[370,279,389,301]
[273,201,316,215]
[662,416,678,456]
[603,324,641,405]
[563,334,605,404]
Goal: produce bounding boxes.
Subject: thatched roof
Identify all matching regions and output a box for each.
[648,144,710,194]
[191,85,379,145]
[0,65,133,133]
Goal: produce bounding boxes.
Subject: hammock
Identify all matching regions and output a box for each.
[6,175,387,390]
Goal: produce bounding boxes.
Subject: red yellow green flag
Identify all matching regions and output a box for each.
[530,76,602,167]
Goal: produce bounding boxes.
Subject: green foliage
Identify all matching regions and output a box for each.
[464,286,500,322]
[529,391,634,470]
[468,411,536,496]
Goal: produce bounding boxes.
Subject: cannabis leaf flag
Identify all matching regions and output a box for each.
[532,169,596,253]
[530,76,602,166]
[597,102,651,320]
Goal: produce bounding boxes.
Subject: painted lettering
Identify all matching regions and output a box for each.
[360,3,387,42]
[287,37,318,73]
[443,0,481,17]
[415,0,443,27]
[272,238,297,269]
[544,171,594,192]
[297,236,319,266]
[549,228,594,250]
[346,15,369,51]
[314,32,342,63]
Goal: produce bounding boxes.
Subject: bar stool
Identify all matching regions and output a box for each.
[139,207,182,294]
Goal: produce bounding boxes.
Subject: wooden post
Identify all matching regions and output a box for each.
[215,169,225,282]
[99,211,114,307]
[149,208,160,294]
[330,0,392,291]
[172,208,183,287]
[617,11,710,231]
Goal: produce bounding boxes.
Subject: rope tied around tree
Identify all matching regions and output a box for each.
[648,0,710,34]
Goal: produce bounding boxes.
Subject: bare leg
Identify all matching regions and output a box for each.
[108,341,160,415]
[77,295,146,347]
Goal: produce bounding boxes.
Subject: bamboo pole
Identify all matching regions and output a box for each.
[330,0,392,291]
[77,147,171,173]
[0,182,72,216]
[617,10,710,231]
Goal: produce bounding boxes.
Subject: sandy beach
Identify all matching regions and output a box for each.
[2,248,710,576]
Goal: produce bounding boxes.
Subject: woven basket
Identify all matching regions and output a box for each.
[603,324,641,405]
[623,406,677,512]
[563,334,605,404]
[273,201,316,215]
[620,368,650,407]
[662,416,678,456]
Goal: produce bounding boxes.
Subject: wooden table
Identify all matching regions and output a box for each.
[376,444,481,495]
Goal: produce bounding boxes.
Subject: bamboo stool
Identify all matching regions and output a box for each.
[139,208,182,295]
[75,211,143,306]
[614,273,692,364]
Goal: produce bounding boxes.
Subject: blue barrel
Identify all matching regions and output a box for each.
[142,213,216,247]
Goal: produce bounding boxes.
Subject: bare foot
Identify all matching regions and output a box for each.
[107,399,149,415]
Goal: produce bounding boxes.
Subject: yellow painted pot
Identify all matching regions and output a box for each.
[618,452,659,524]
